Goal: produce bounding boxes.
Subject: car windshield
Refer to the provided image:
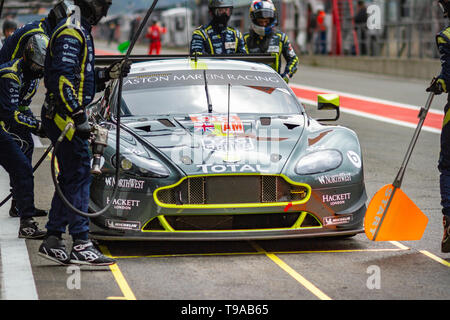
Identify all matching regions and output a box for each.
[118,69,302,116]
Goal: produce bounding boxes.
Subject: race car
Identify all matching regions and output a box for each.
[87,55,367,240]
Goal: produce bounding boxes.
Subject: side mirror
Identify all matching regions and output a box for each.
[316,93,340,121]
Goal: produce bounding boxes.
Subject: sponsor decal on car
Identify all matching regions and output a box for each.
[106,197,141,211]
[104,177,145,190]
[347,150,362,168]
[322,192,351,206]
[317,172,352,185]
[106,219,141,231]
[323,215,353,226]
[190,114,244,136]
[196,163,269,173]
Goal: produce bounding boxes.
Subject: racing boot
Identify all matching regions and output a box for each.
[38,235,71,265]
[18,218,46,239]
[9,200,48,218]
[442,215,450,253]
[70,239,116,266]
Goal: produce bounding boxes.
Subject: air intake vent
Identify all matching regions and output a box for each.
[155,175,309,207]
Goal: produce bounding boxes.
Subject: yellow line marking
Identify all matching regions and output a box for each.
[419,250,450,267]
[107,247,408,259]
[250,242,332,300]
[389,241,410,250]
[99,245,137,300]
[390,241,450,267]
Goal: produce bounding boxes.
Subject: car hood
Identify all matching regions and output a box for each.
[120,114,306,175]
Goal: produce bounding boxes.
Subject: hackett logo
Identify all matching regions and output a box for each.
[369,186,394,237]
[106,197,140,210]
[322,193,351,206]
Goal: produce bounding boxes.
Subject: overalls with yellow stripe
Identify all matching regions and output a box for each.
[190,22,247,55]
[0,58,39,131]
[244,30,299,78]
[44,16,96,141]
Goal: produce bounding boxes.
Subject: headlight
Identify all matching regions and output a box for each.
[113,154,170,178]
[295,149,343,175]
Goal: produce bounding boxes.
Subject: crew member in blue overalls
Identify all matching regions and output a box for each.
[38,0,131,266]
[190,0,247,55]
[426,0,450,253]
[0,0,75,218]
[244,0,298,83]
[0,34,49,239]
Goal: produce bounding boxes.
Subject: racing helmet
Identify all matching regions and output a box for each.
[74,0,112,25]
[209,0,233,28]
[439,0,450,18]
[2,19,17,35]
[48,0,76,25]
[23,34,49,78]
[249,0,277,36]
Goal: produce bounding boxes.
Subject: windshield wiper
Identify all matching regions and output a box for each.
[203,69,213,113]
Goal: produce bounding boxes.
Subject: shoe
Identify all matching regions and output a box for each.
[18,218,46,239]
[442,215,450,253]
[70,239,116,266]
[38,235,71,265]
[9,201,48,218]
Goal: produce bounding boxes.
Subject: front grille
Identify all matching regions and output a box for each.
[143,212,322,231]
[155,175,309,206]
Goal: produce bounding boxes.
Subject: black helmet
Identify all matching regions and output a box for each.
[74,0,112,25]
[439,0,450,18]
[23,34,49,78]
[208,0,233,9]
[48,0,76,27]
[209,0,233,28]
[3,19,17,35]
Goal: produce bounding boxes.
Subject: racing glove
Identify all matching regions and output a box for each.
[426,77,446,95]
[72,109,91,140]
[99,59,132,82]
[281,73,290,84]
[31,120,47,138]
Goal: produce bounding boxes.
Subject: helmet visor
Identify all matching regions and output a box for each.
[254,8,275,19]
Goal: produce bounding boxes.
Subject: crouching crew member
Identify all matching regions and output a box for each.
[0,0,75,218]
[0,34,49,239]
[38,0,131,266]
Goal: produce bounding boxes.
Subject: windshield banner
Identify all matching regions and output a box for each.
[123,69,284,90]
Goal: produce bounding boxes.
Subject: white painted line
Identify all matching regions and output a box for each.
[0,168,38,300]
[291,83,444,115]
[31,134,43,148]
[299,97,441,135]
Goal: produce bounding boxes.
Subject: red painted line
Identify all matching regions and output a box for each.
[95,48,119,55]
[284,202,293,212]
[290,85,443,130]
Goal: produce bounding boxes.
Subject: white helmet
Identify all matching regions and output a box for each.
[249,0,277,36]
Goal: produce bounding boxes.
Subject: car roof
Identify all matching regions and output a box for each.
[129,57,277,74]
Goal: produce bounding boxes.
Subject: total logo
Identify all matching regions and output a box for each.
[196,164,269,173]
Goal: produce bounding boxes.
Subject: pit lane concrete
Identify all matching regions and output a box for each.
[0,41,449,301]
